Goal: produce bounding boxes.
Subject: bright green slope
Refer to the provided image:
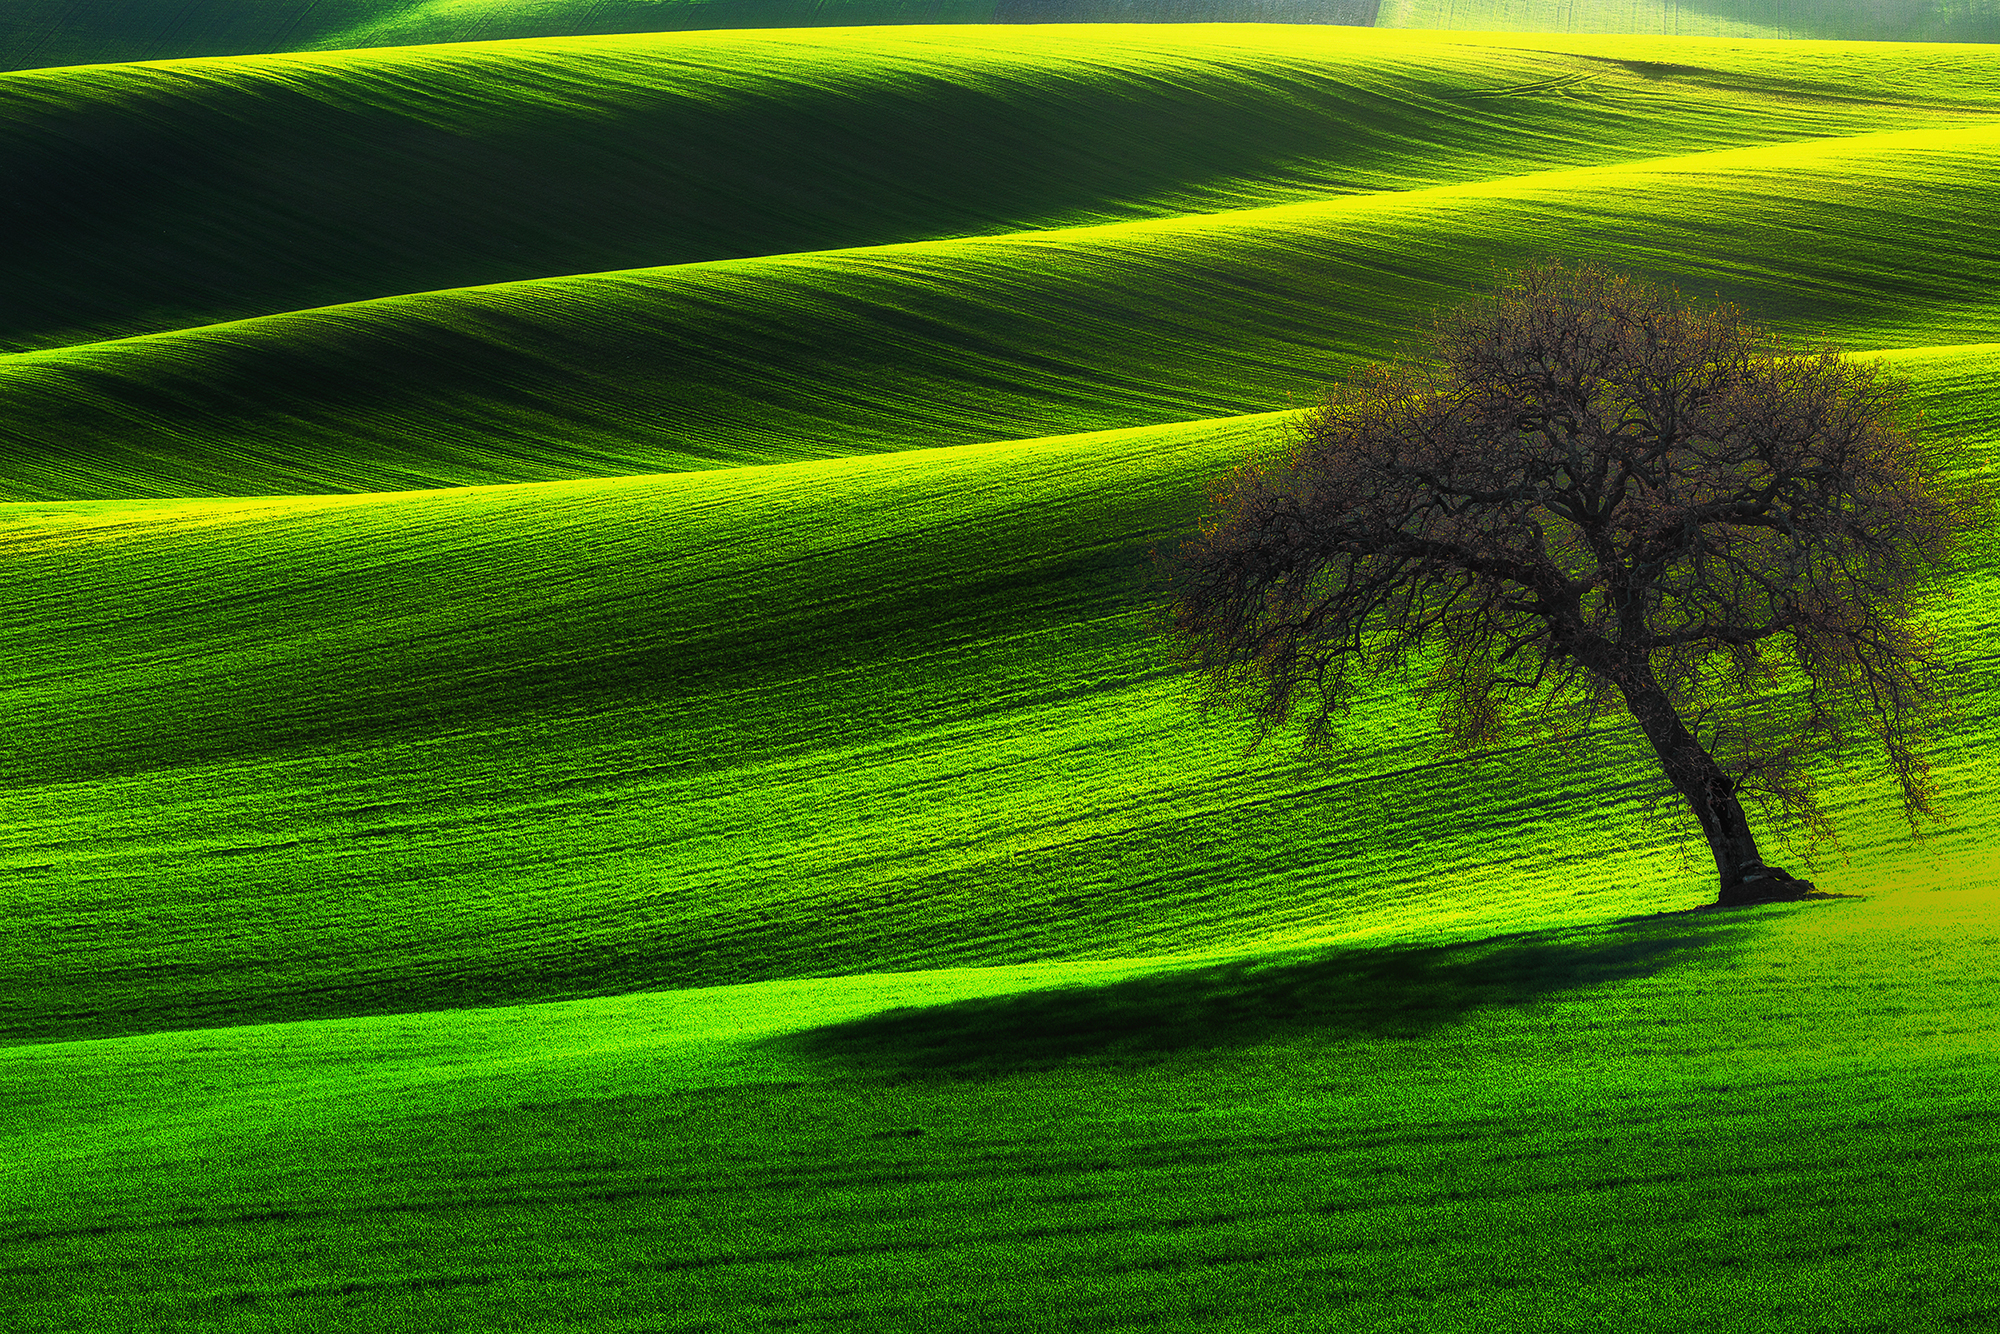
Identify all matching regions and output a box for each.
[2,878,1997,1330]
[4,343,1995,1045]
[1,360,1996,1325]
[8,26,1989,355]
[8,0,1999,74]
[1380,0,2000,41]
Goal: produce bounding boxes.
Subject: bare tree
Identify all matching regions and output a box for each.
[1160,262,1984,906]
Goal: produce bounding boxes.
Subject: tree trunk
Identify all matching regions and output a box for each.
[1610,660,1808,905]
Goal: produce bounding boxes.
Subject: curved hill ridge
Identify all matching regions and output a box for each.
[4,341,1995,1043]
[5,0,1998,73]
[7,116,2000,500]
[1377,0,2000,42]
[0,2,1388,74]
[0,0,991,72]
[7,27,1982,354]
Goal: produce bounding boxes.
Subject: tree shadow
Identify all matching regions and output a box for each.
[1615,888,1865,920]
[766,912,1771,1081]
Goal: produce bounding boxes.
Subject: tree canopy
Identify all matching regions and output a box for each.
[1161,262,1986,905]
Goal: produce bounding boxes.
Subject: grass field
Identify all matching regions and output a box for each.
[1378,0,2000,42]
[0,0,1011,72]
[3,22,1998,1333]
[8,0,1998,73]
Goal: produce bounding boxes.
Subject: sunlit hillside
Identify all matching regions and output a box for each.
[2,22,1996,1333]
[1377,0,2000,40]
[9,0,1999,73]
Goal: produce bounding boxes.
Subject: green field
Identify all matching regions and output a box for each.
[8,0,2000,72]
[3,22,1998,1333]
[0,0,1389,72]
[1377,0,2000,41]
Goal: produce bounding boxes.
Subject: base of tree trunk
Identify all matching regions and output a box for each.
[1716,865,1820,907]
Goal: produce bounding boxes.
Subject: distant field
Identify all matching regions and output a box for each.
[0,0,996,72]
[9,30,2000,496]
[0,0,1389,72]
[2,22,1997,1334]
[14,26,1989,355]
[7,0,1998,73]
[1378,0,2000,41]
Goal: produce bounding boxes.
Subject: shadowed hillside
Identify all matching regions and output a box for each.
[11,26,1956,354]
[9,31,2000,501]
[9,118,2000,499]
[0,0,1382,72]
[0,0,990,72]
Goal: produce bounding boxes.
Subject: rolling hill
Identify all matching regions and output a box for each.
[8,29,2000,498]
[8,0,2000,75]
[9,25,1983,355]
[1377,0,2000,41]
[1,21,1996,1334]
[0,0,1386,73]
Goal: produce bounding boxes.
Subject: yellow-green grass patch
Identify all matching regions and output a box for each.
[1380,0,2000,42]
